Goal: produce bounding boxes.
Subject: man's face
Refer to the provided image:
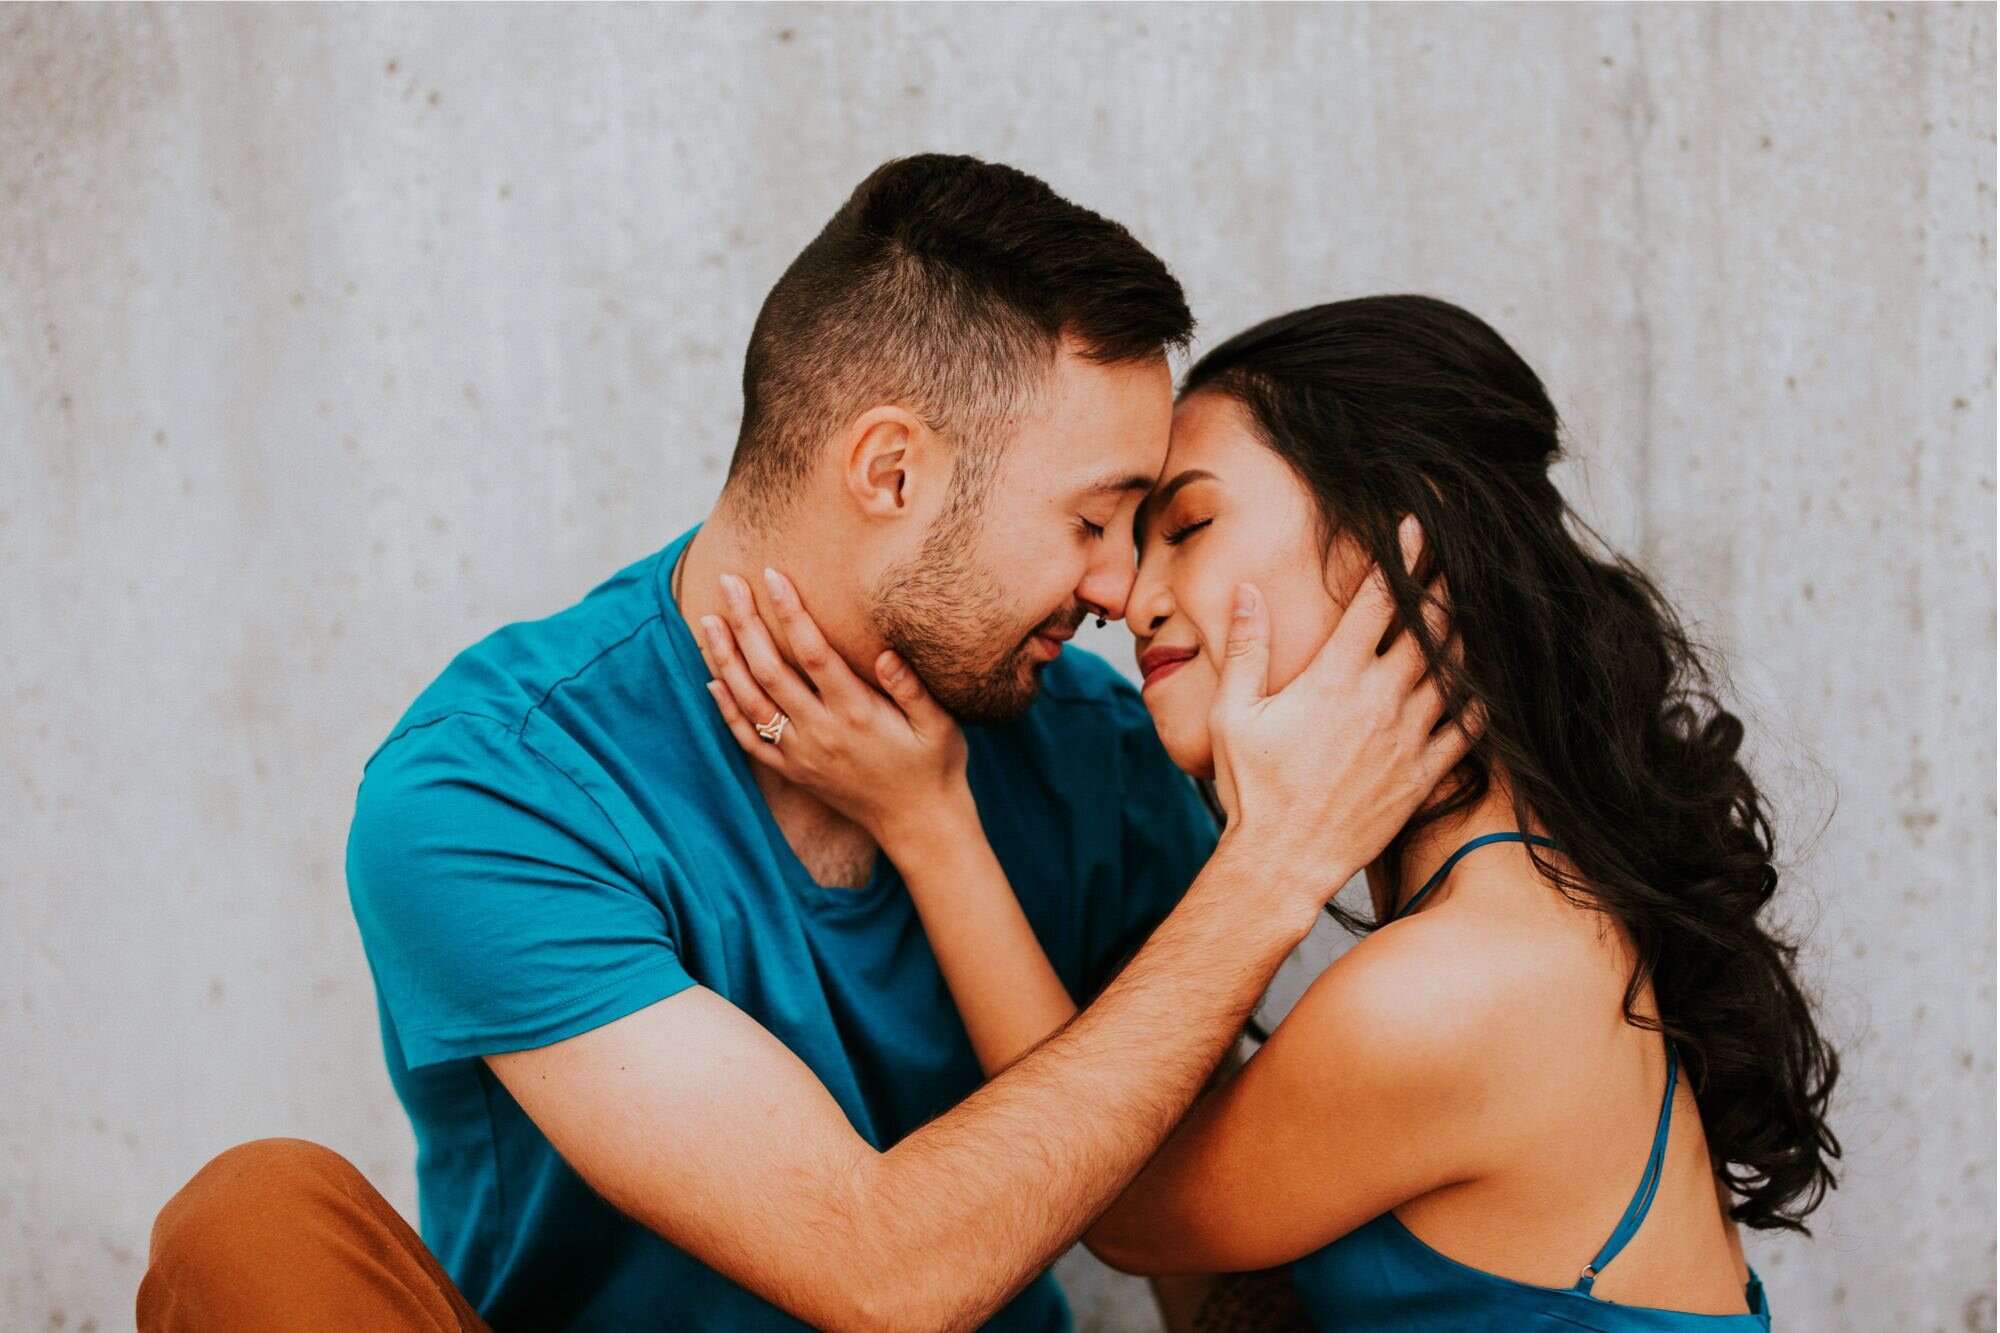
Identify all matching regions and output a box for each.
[871,348,1174,723]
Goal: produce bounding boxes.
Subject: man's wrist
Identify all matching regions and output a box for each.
[1196,827,1356,945]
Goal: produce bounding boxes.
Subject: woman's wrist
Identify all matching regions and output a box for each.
[871,779,982,865]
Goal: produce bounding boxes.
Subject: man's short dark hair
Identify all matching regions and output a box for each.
[727,155,1193,516]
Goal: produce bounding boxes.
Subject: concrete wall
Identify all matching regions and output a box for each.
[2,3,1991,1329]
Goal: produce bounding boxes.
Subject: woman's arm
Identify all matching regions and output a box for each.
[879,797,1079,1075]
[1080,939,1500,1274]
[693,570,1082,1077]
[875,799,1491,1278]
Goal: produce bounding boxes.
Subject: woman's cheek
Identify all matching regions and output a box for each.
[1156,659,1220,781]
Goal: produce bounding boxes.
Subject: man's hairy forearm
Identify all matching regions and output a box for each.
[842,836,1310,1333]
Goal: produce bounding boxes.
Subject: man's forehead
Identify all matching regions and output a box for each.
[1078,469,1160,496]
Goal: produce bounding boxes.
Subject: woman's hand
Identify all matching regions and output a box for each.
[1207,516,1479,921]
[704,567,1075,1076]
[698,568,971,852]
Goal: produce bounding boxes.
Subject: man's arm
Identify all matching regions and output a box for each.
[497,540,1468,1331]
[488,833,1309,1333]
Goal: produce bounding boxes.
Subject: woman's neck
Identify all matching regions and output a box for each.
[1368,775,1542,921]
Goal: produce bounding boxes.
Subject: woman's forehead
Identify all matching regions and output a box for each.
[1160,393,1287,492]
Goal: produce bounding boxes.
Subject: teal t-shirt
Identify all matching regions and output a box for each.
[345,526,1217,1331]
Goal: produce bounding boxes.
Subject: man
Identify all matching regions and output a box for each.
[140,155,1455,1331]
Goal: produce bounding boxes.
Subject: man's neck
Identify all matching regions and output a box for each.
[673,506,772,644]
[673,501,883,889]
[674,501,880,679]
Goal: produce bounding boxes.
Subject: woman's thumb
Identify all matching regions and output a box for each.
[1217,582,1270,708]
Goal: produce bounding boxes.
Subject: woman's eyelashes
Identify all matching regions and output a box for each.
[1162,517,1213,546]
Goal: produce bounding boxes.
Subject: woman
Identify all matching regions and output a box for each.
[699,296,1839,1329]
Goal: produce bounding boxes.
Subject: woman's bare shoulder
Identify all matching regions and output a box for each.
[1263,907,1605,1160]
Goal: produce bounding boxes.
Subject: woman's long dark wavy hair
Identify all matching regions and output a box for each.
[1184,295,1839,1234]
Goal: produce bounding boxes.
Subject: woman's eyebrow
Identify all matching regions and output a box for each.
[1136,468,1217,542]
[1142,468,1217,518]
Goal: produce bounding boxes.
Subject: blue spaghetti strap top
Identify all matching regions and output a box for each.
[1288,833,1773,1330]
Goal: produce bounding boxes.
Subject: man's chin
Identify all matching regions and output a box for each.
[931,658,1044,726]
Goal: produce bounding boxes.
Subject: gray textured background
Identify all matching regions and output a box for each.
[2,3,1993,1330]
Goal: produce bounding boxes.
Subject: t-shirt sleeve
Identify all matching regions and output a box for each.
[346,713,697,1069]
[1088,683,1221,991]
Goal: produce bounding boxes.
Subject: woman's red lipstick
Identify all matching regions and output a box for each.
[1138,645,1198,689]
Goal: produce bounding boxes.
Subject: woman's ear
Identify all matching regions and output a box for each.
[841,404,934,521]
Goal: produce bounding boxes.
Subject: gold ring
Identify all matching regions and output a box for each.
[755,711,789,745]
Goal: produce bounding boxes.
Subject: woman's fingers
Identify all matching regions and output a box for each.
[718,574,822,719]
[760,568,873,713]
[705,679,786,773]
[701,614,788,736]
[875,650,949,732]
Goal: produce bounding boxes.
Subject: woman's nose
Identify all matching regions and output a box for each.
[1128,561,1174,634]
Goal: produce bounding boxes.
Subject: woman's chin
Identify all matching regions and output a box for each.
[1150,716,1215,782]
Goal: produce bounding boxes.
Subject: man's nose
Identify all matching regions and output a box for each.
[1078,553,1138,625]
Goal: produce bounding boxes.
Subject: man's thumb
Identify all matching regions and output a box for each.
[1218,582,1270,705]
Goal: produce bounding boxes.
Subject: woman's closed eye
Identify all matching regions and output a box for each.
[1162,517,1213,546]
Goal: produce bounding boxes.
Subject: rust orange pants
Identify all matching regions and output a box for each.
[138,1138,491,1333]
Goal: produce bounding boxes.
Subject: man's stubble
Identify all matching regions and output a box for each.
[870,503,1082,726]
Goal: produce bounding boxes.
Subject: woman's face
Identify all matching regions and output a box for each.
[1130,391,1369,778]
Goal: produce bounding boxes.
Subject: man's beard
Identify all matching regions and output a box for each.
[871,511,1084,725]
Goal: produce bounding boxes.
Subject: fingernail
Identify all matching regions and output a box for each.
[700,615,725,649]
[762,567,785,601]
[880,651,905,681]
[720,575,747,612]
[1233,584,1256,618]
[1400,514,1421,540]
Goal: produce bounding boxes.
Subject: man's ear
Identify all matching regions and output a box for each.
[841,404,935,521]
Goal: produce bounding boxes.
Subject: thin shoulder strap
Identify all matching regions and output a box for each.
[1574,1038,1680,1295]
[1389,831,1558,924]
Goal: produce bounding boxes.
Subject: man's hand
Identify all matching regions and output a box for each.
[1209,516,1477,925]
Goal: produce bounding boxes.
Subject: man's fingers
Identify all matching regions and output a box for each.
[1326,517,1422,667]
[1381,578,1454,691]
[1216,582,1272,711]
[1423,575,1452,645]
[1315,516,1428,691]
[1396,511,1424,577]
[1417,698,1486,788]
[762,568,872,711]
[1405,671,1450,735]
